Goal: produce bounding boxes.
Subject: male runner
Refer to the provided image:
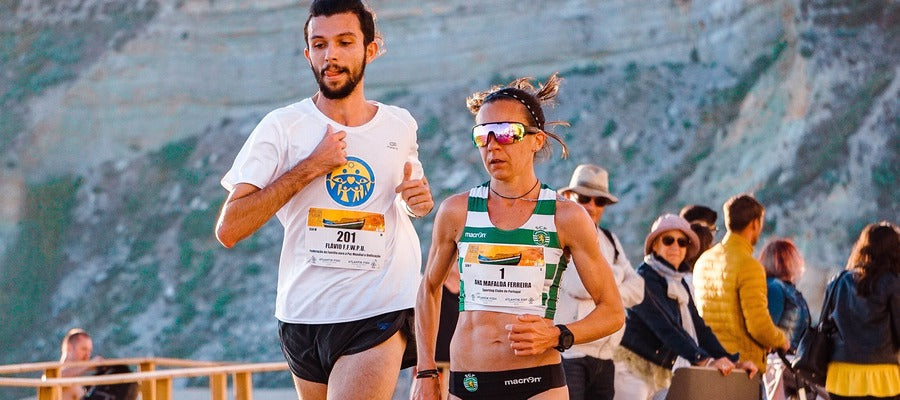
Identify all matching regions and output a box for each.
[216,1,434,398]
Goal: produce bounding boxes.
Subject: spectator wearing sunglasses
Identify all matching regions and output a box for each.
[680,205,719,234]
[679,204,719,293]
[554,164,644,400]
[693,194,789,375]
[413,74,625,400]
[616,214,754,400]
[679,204,719,270]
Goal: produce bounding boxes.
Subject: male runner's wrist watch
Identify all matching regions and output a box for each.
[554,324,574,352]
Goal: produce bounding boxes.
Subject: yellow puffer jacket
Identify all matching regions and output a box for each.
[692,233,787,370]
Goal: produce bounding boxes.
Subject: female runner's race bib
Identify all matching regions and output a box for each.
[461,243,546,308]
[305,208,386,270]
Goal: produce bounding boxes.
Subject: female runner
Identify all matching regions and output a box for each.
[413,74,624,400]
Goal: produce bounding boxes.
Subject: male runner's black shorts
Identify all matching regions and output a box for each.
[449,364,567,399]
[278,308,416,383]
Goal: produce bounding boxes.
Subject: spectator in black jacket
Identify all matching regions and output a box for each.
[826,221,899,400]
[616,214,756,399]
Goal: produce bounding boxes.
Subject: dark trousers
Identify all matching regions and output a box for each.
[561,356,615,400]
[830,395,899,400]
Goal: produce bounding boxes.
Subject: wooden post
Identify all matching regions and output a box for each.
[139,361,156,400]
[38,367,61,400]
[155,377,172,400]
[437,362,450,400]
[210,373,227,400]
[233,372,252,400]
[37,386,62,400]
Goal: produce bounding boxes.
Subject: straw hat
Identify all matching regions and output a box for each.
[644,214,700,260]
[558,164,619,203]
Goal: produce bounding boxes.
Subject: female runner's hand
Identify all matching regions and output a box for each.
[506,314,558,356]
[411,373,441,400]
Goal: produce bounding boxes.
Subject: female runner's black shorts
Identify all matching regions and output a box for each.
[449,364,566,399]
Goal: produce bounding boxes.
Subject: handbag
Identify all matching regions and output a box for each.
[791,270,846,387]
[84,364,138,400]
[775,351,832,400]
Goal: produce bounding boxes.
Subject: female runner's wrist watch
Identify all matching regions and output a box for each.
[554,324,574,352]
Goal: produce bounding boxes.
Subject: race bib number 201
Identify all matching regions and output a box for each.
[306,208,386,270]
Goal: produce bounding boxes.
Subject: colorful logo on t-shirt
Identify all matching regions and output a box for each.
[326,156,375,207]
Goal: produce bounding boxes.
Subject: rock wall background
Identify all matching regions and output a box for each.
[0,0,897,394]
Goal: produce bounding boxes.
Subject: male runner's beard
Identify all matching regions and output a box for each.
[312,55,367,100]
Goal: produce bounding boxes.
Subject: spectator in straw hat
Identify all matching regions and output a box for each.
[555,164,644,400]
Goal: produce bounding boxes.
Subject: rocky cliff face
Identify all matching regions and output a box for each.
[5,0,787,179]
[0,0,896,387]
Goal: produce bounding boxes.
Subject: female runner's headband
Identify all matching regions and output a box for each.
[483,88,545,130]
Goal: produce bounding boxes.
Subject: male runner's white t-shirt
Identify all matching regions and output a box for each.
[222,98,423,324]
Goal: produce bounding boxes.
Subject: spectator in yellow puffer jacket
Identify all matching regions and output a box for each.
[692,194,790,372]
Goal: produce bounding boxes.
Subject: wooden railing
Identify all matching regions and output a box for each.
[0,357,289,400]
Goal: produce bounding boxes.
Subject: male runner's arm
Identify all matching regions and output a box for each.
[215,125,347,248]
[412,194,466,400]
[506,201,625,355]
[611,234,644,308]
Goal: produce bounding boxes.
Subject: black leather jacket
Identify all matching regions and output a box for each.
[829,270,900,364]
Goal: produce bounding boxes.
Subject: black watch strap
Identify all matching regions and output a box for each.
[555,324,574,352]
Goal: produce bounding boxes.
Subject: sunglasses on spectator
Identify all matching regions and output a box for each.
[472,122,540,147]
[572,193,613,207]
[661,235,690,248]
[690,221,719,233]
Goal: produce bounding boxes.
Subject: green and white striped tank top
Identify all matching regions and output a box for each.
[457,182,566,319]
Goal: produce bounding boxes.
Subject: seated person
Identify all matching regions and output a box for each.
[59,328,98,400]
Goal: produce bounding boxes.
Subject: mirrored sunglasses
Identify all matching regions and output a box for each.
[472,122,539,147]
[573,193,612,207]
[661,235,690,248]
